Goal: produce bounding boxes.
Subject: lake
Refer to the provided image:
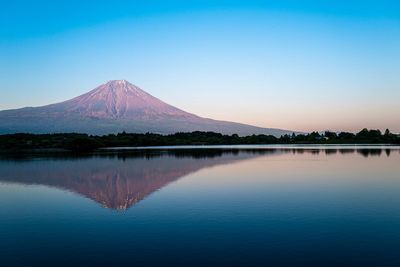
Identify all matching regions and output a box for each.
[1,145,400,266]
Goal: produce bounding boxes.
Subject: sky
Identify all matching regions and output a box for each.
[1,0,399,133]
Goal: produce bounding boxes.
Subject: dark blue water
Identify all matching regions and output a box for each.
[0,146,399,266]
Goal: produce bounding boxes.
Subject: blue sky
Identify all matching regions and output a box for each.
[1,0,399,132]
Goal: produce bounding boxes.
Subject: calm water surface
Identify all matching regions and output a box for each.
[0,146,400,266]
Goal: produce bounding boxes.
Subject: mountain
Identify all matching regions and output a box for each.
[0,80,293,136]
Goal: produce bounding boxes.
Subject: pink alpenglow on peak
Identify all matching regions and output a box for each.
[56,80,198,120]
[0,80,294,136]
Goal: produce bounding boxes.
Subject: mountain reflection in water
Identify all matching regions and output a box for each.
[0,147,398,210]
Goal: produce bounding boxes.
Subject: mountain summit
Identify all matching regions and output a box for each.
[0,80,293,136]
[58,80,197,120]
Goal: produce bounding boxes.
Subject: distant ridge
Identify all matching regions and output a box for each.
[0,80,294,136]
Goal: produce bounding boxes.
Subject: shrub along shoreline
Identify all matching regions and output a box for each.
[0,128,399,152]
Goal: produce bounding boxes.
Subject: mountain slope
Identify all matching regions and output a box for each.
[0,80,294,136]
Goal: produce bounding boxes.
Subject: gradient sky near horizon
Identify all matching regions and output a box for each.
[1,0,399,132]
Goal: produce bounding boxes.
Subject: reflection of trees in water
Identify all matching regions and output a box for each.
[0,147,398,210]
[357,149,382,157]
[339,149,355,154]
[0,148,278,161]
[289,148,397,158]
[1,147,398,161]
[325,149,338,155]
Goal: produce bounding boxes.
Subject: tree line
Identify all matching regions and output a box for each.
[0,128,398,152]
